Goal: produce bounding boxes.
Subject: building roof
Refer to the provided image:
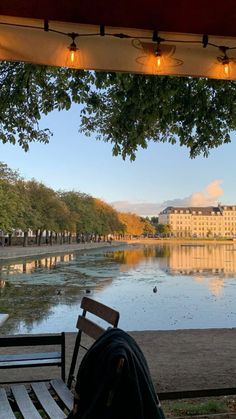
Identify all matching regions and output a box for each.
[161,206,222,215]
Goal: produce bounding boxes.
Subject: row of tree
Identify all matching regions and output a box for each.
[0,162,156,246]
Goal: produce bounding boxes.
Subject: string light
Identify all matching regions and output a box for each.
[1,19,236,75]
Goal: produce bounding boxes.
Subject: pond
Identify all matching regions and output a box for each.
[1,242,236,334]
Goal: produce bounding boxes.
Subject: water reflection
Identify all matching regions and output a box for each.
[168,244,236,276]
[108,244,236,276]
[1,243,236,333]
[0,254,74,275]
[108,244,236,297]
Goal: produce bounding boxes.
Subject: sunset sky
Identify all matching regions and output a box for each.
[0,103,235,216]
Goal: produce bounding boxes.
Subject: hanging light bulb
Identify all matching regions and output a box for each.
[155,45,162,68]
[152,31,164,70]
[217,46,231,78]
[222,55,230,76]
[66,33,79,67]
[69,40,77,64]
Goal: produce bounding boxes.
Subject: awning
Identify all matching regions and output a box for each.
[1,1,236,79]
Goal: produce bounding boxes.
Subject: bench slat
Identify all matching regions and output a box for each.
[51,378,74,411]
[0,334,63,347]
[0,351,60,362]
[81,296,119,326]
[11,384,42,419]
[0,358,61,367]
[77,315,105,340]
[0,388,16,419]
[32,382,66,419]
[0,351,61,368]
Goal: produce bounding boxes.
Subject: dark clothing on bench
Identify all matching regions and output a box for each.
[67,328,165,419]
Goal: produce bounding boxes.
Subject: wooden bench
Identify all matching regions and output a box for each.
[0,379,73,419]
[0,297,120,418]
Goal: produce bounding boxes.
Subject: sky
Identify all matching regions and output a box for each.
[0,103,236,216]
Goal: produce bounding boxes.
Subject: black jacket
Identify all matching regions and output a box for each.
[67,328,165,419]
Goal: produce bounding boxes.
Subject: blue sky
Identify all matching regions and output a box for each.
[0,103,235,216]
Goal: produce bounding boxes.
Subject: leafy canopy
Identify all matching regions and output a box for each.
[1,61,236,159]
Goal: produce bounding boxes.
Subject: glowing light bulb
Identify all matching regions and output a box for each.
[66,36,79,67]
[156,54,161,67]
[69,41,78,64]
[223,61,229,76]
[70,49,75,64]
[155,46,162,68]
[218,49,231,78]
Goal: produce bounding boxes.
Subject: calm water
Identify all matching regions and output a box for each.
[1,242,236,334]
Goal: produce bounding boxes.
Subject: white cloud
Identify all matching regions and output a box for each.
[111,180,224,217]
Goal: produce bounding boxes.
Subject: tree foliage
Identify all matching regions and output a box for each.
[1,62,236,159]
[140,217,156,235]
[0,163,141,241]
[157,223,172,236]
[118,212,144,236]
[81,73,235,160]
[0,62,91,150]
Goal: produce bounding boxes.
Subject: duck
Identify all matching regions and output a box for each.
[153,286,157,293]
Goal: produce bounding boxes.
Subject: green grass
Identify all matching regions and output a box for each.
[162,399,229,416]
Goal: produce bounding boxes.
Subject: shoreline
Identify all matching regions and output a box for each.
[0,241,125,262]
[0,238,235,262]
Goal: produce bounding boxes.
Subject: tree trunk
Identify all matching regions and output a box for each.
[23,231,28,247]
[38,230,43,246]
[8,234,12,246]
[50,231,53,245]
[35,229,39,245]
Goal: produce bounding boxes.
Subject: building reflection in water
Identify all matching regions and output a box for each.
[109,244,236,297]
[169,244,236,275]
[110,244,236,272]
[0,254,74,275]
[166,244,236,295]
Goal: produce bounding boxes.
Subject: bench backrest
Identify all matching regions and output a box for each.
[0,332,65,383]
[67,296,120,388]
